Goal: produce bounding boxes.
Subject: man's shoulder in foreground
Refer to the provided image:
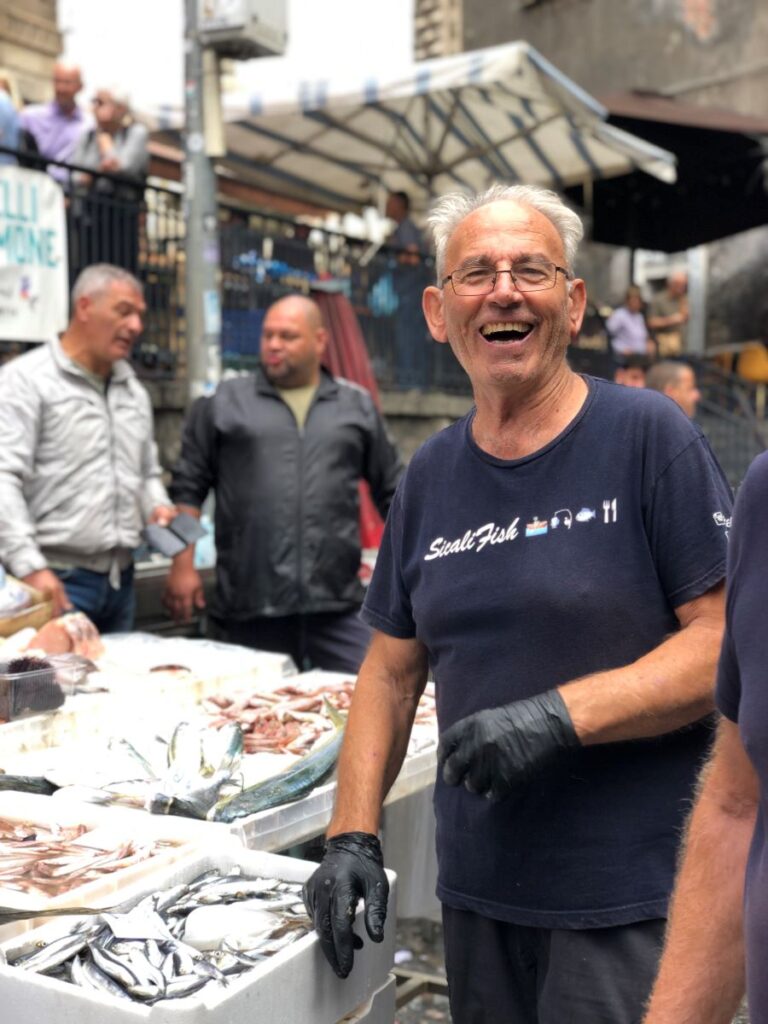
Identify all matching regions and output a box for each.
[0,341,55,384]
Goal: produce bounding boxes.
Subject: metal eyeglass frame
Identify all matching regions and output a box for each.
[442,262,571,295]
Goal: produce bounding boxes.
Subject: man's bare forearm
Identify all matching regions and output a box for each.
[328,632,428,836]
[644,720,756,1022]
[561,584,724,745]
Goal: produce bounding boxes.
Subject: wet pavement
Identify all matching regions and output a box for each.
[392,918,750,1024]
[394,919,451,1024]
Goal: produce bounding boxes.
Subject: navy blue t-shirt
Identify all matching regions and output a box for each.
[716,451,768,1017]
[363,377,732,928]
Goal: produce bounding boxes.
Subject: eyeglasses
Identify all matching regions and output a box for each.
[442,260,570,296]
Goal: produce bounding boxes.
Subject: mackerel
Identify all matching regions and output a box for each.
[212,702,345,822]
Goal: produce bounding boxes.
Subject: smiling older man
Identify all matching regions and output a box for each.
[302,184,733,1023]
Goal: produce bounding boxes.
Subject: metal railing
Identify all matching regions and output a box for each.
[2,147,767,485]
[1,146,473,390]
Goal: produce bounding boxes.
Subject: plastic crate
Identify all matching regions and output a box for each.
[0,656,71,721]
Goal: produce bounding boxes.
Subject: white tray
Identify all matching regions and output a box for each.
[0,847,397,1024]
[0,791,223,942]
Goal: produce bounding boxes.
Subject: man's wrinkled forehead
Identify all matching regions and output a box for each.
[445,200,566,269]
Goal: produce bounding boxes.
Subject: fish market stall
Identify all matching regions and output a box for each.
[0,634,295,759]
[0,847,397,1024]
[0,670,438,852]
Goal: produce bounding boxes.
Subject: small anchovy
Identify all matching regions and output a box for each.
[12,924,98,974]
[77,952,134,1000]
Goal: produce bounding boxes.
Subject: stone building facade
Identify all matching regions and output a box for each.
[0,0,61,102]
[460,0,768,350]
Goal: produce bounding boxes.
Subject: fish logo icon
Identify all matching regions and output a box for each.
[575,508,596,523]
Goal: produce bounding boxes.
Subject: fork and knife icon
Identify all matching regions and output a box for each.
[602,498,618,523]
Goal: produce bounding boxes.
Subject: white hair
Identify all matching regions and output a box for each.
[427,184,584,281]
[71,264,143,305]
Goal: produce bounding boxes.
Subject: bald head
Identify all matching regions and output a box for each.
[270,295,323,331]
[668,271,688,297]
[53,62,83,111]
[260,295,327,388]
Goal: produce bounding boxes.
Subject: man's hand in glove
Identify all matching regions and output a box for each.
[437,689,580,801]
[303,831,389,979]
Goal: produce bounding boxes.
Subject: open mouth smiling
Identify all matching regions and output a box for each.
[479,321,533,343]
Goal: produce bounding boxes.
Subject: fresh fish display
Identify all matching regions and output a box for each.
[203,679,356,754]
[7,868,311,1005]
[212,702,346,822]
[144,720,244,819]
[203,678,436,755]
[0,774,58,796]
[0,816,176,899]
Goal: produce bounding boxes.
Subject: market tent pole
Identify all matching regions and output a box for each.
[183,0,222,403]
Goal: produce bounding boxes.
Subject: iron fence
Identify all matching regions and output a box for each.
[0,147,473,392]
[2,149,768,483]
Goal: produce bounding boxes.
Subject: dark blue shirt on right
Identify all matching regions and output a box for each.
[716,450,768,1019]
[363,377,732,928]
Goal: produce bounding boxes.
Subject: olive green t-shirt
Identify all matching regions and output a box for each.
[276,382,318,430]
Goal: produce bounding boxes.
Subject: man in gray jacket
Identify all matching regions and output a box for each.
[0,264,174,631]
[164,294,403,673]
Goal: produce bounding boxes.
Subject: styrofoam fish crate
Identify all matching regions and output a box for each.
[0,847,396,1024]
[202,668,436,852]
[0,791,238,942]
[339,974,396,1024]
[0,639,296,759]
[235,743,437,853]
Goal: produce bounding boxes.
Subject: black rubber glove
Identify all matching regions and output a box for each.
[302,831,389,979]
[437,689,580,802]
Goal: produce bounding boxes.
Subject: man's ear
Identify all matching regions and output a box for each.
[423,285,448,344]
[315,326,329,360]
[74,294,92,324]
[567,279,587,339]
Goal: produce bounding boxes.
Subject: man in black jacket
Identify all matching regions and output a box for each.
[164,294,403,672]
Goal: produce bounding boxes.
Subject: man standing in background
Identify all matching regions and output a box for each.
[0,264,174,631]
[164,294,403,673]
[647,271,689,357]
[20,62,89,180]
[646,359,701,418]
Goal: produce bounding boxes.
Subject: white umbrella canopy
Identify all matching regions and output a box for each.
[150,41,675,213]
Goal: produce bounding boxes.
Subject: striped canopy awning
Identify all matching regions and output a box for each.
[150,41,676,213]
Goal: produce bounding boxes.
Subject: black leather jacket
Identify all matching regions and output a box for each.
[170,367,403,620]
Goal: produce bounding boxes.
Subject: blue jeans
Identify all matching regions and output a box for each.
[54,565,135,633]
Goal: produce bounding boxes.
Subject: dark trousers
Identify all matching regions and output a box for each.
[208,609,372,674]
[442,905,665,1024]
[54,565,135,633]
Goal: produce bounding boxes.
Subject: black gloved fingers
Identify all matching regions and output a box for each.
[329,882,360,979]
[441,744,473,787]
[362,871,390,942]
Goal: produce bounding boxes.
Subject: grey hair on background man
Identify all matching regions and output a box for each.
[427,184,585,281]
[646,360,688,393]
[71,264,143,305]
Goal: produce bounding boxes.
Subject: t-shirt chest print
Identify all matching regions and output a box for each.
[424,497,620,561]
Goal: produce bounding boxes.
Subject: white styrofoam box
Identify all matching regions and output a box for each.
[0,791,239,942]
[0,636,296,760]
[0,848,397,1024]
[234,743,436,853]
[338,974,396,1024]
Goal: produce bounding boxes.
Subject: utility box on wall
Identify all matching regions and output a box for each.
[198,0,287,58]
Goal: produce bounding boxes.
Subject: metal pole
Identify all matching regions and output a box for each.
[184,0,222,403]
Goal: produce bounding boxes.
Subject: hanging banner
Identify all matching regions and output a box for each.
[0,166,68,342]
